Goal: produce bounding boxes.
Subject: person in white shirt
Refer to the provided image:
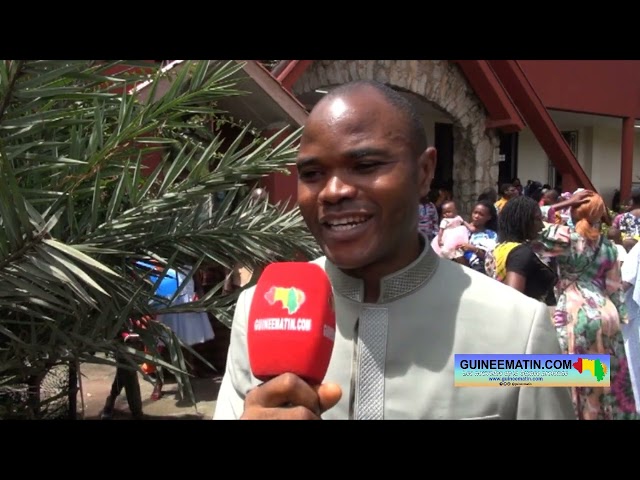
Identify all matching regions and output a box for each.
[620,240,640,412]
[608,227,628,265]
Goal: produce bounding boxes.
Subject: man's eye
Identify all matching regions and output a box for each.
[354,162,381,172]
[299,170,322,181]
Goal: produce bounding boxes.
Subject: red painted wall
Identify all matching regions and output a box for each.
[260,126,299,209]
[519,60,640,118]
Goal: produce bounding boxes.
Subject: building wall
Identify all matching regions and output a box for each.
[517,130,548,187]
[519,60,640,118]
[292,60,500,215]
[517,126,640,205]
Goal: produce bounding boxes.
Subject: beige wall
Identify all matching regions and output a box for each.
[517,130,548,186]
[517,126,640,206]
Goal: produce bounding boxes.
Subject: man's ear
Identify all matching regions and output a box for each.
[417,147,437,198]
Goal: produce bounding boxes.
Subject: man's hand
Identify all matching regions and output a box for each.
[240,372,342,420]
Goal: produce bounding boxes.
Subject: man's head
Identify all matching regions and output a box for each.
[477,187,498,204]
[499,183,518,199]
[541,188,559,206]
[296,80,435,278]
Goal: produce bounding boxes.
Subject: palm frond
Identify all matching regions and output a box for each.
[0,60,318,416]
[0,59,316,417]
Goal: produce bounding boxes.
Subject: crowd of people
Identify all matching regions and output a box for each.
[419,178,640,420]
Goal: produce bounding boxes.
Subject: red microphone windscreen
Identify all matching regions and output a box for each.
[247,262,335,385]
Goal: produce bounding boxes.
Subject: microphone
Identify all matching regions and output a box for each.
[247,262,336,385]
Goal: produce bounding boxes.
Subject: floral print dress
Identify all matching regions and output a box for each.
[535,224,639,419]
[618,212,640,240]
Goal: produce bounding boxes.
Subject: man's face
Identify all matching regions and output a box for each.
[506,186,519,198]
[542,191,558,205]
[296,89,435,276]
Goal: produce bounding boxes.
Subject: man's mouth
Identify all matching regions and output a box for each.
[322,216,372,231]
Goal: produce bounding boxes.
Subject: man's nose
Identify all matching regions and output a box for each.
[319,174,357,204]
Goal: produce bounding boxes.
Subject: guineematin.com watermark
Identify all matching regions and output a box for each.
[454,354,609,387]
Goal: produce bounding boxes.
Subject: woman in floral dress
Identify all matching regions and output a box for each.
[535,191,639,419]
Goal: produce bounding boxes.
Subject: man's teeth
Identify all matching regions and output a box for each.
[326,217,369,230]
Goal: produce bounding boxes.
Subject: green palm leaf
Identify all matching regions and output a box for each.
[0,59,317,418]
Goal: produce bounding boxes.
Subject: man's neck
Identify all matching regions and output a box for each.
[340,234,424,303]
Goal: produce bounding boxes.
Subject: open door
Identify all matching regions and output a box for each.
[498,131,519,188]
[433,122,454,190]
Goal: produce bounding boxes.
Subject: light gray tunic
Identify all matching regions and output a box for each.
[214,243,576,420]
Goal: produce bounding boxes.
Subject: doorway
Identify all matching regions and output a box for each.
[547,131,578,190]
[433,122,453,191]
[497,132,519,188]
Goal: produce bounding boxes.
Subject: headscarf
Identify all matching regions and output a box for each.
[572,192,606,241]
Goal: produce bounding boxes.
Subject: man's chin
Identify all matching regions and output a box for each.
[323,249,368,272]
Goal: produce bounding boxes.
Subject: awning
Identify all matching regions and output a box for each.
[132,60,308,130]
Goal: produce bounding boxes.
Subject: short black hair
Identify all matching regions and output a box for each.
[527,181,544,202]
[499,183,514,196]
[498,195,541,243]
[631,188,640,207]
[477,187,498,204]
[324,80,428,156]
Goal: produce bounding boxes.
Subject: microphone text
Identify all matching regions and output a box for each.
[253,318,312,331]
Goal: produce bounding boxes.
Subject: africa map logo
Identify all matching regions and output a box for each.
[265,286,306,314]
[572,357,608,382]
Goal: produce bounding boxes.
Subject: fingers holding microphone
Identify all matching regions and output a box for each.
[315,382,342,413]
[241,372,342,420]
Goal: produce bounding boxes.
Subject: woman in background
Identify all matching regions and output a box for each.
[535,190,639,420]
[485,196,557,305]
[150,264,215,400]
[458,199,498,275]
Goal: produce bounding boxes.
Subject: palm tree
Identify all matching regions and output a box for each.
[0,60,319,419]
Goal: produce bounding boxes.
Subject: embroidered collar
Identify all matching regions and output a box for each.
[323,234,439,303]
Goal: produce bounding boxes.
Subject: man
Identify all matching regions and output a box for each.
[214,80,576,420]
[494,183,519,214]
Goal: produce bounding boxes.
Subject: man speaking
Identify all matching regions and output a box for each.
[213,80,576,420]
